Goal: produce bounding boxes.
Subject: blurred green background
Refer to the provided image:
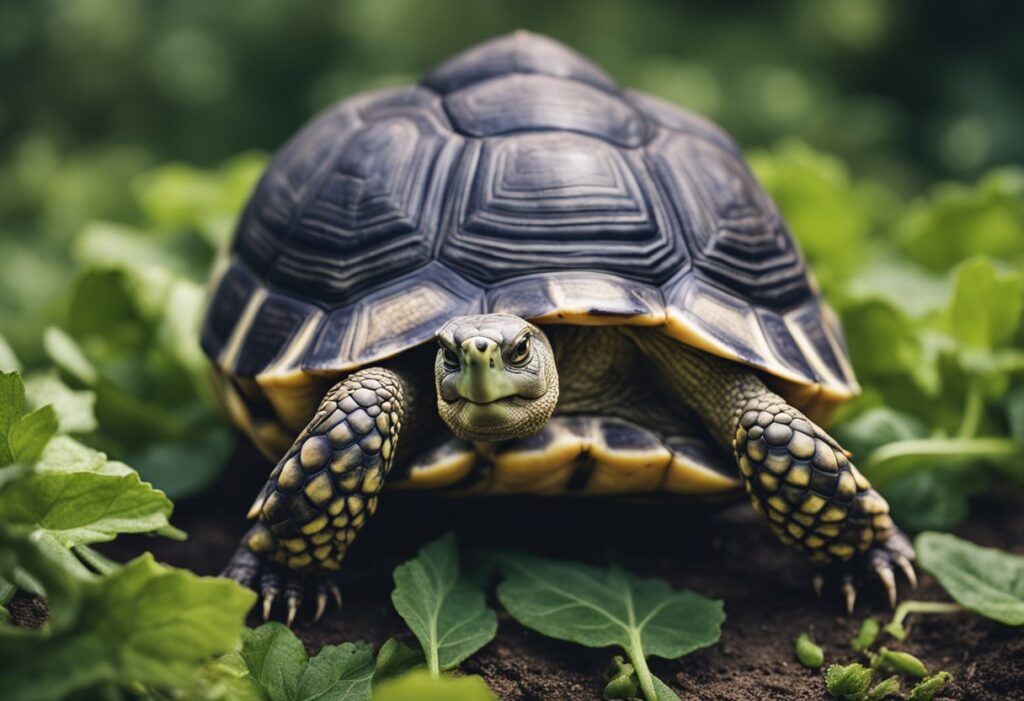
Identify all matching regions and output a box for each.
[2,0,1023,528]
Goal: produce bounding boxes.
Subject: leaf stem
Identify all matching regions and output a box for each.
[867,437,1017,481]
[886,600,964,639]
[627,631,657,701]
[957,380,984,439]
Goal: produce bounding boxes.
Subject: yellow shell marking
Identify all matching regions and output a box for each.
[664,452,741,495]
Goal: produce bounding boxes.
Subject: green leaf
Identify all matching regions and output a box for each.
[916,532,1024,625]
[372,638,424,686]
[371,670,497,701]
[0,469,174,547]
[8,404,59,463]
[496,553,723,701]
[236,622,375,701]
[826,663,873,700]
[0,527,255,701]
[24,371,98,434]
[391,532,497,676]
[43,326,99,385]
[0,372,26,464]
[946,256,1024,350]
[604,655,639,700]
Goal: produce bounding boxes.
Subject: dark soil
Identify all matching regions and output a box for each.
[95,445,1022,700]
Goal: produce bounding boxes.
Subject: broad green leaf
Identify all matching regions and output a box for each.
[236,622,375,701]
[24,371,98,433]
[372,638,424,686]
[0,528,255,701]
[916,532,1024,625]
[8,405,59,463]
[391,532,497,676]
[36,435,133,476]
[0,469,174,547]
[946,257,1024,350]
[496,554,723,701]
[371,670,497,701]
[897,168,1024,272]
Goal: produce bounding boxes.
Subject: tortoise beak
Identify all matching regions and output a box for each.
[455,337,517,403]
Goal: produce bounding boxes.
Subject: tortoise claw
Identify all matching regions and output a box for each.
[314,591,329,622]
[874,563,897,609]
[842,577,857,615]
[262,589,277,621]
[812,573,825,598]
[894,555,917,589]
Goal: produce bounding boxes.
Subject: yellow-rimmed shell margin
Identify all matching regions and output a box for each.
[205,260,857,499]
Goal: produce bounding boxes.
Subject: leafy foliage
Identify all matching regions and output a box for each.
[0,528,255,701]
[752,147,1024,531]
[916,531,1024,625]
[391,532,497,677]
[223,623,376,701]
[496,553,724,701]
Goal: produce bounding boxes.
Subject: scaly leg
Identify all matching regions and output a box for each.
[631,330,915,611]
[222,366,412,624]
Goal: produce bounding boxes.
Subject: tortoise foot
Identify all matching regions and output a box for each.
[222,542,342,626]
[812,529,917,614]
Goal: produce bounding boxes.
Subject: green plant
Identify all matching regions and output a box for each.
[390,532,497,678]
[795,631,825,669]
[494,553,724,701]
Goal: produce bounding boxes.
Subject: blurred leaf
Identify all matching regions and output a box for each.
[371,670,497,701]
[898,169,1024,272]
[884,466,988,532]
[916,532,1024,625]
[945,257,1024,350]
[24,372,98,434]
[0,334,21,372]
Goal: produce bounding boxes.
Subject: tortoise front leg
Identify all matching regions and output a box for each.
[631,330,916,611]
[222,367,407,624]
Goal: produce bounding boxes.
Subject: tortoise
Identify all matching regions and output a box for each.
[202,31,915,624]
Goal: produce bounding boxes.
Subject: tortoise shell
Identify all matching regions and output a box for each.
[201,32,859,459]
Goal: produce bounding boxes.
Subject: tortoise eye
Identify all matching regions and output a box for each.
[441,346,460,369]
[509,336,531,365]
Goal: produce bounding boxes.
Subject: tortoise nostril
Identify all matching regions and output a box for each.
[475,338,488,352]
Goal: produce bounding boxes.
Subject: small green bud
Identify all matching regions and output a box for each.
[908,671,953,701]
[867,675,901,700]
[826,663,873,699]
[877,647,928,679]
[852,618,880,652]
[604,655,638,700]
[795,632,824,669]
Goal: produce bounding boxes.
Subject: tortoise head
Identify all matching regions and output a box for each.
[435,314,559,442]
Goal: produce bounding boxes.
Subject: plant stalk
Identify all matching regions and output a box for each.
[890,600,964,635]
[957,380,984,439]
[627,632,657,701]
